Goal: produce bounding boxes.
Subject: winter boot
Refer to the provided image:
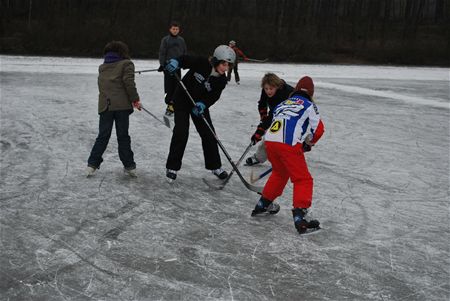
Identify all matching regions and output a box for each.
[165,104,174,117]
[86,165,97,177]
[166,169,177,182]
[245,155,260,166]
[251,197,280,216]
[212,168,228,180]
[124,167,137,178]
[292,208,320,234]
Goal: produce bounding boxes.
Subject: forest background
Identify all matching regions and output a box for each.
[1,0,449,66]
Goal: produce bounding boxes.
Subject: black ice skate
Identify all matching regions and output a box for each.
[245,155,260,166]
[212,168,228,180]
[292,208,320,234]
[251,197,280,216]
[166,169,177,183]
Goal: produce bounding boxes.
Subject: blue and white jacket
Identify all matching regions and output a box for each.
[264,91,325,146]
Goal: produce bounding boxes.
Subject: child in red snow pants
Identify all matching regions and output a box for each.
[262,141,313,209]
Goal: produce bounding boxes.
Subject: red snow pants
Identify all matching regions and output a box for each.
[262,141,313,209]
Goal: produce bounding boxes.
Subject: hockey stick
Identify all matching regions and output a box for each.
[246,58,269,63]
[141,105,171,129]
[250,167,272,183]
[174,73,263,194]
[203,141,253,190]
[135,68,159,74]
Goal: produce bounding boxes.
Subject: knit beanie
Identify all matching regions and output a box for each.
[295,76,314,97]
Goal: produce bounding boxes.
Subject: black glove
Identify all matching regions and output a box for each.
[158,65,164,72]
[302,134,313,152]
[302,143,312,152]
[251,126,265,145]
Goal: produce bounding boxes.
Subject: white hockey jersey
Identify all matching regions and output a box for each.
[264,93,324,146]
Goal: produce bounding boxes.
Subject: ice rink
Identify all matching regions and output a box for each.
[1,55,449,300]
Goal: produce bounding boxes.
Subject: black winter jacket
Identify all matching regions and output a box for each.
[257,81,294,130]
[173,55,228,111]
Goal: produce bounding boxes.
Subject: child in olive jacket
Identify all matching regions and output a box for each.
[87,41,141,177]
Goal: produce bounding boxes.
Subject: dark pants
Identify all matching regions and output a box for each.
[164,69,181,104]
[88,110,136,169]
[227,62,240,83]
[166,108,222,171]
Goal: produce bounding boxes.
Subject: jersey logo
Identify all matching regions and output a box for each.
[286,96,304,105]
[313,103,319,114]
[269,120,282,133]
[194,72,205,84]
[204,81,212,92]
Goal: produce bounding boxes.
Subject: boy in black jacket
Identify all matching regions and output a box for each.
[164,45,236,182]
[246,73,294,165]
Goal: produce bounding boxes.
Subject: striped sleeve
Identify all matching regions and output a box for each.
[308,103,324,144]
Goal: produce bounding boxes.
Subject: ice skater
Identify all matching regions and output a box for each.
[226,40,248,84]
[158,21,187,116]
[86,41,141,177]
[251,76,324,234]
[246,73,294,166]
[164,45,236,182]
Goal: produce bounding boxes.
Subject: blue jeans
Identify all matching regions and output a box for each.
[87,110,135,169]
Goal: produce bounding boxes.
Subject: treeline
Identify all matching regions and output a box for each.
[1,0,449,66]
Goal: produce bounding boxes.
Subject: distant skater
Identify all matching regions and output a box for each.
[227,40,248,84]
[250,76,324,235]
[86,41,141,177]
[158,21,187,116]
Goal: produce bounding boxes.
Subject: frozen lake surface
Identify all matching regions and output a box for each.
[1,55,449,300]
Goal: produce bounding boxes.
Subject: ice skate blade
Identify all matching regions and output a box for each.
[251,212,278,217]
[299,227,321,236]
[202,178,225,190]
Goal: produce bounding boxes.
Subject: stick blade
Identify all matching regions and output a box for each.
[250,169,258,183]
[202,177,263,194]
[245,182,263,194]
[202,178,225,190]
[163,115,172,129]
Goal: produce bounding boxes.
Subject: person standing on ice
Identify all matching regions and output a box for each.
[226,40,248,84]
[164,45,236,182]
[246,73,294,166]
[158,21,187,117]
[251,76,324,235]
[86,41,141,178]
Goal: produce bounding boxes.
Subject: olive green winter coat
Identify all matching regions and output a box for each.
[97,59,139,113]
